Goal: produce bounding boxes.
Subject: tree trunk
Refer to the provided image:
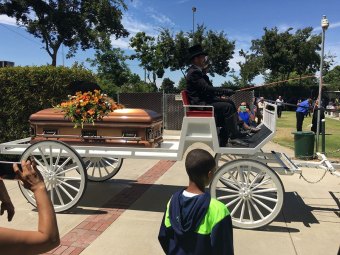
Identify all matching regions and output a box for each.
[51,51,57,66]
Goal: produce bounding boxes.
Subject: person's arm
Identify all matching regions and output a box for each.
[0,160,60,255]
[211,213,234,255]
[189,70,234,96]
[247,108,255,121]
[0,180,15,222]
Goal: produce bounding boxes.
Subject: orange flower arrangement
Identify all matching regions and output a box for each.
[56,90,123,128]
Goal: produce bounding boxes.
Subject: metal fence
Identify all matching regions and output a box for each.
[118,91,254,130]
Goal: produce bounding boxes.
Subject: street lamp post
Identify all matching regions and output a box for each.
[192,6,196,35]
[316,15,329,152]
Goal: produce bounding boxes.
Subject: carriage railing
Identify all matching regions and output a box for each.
[262,102,277,131]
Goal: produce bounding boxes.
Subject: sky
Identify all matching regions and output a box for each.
[0,0,340,87]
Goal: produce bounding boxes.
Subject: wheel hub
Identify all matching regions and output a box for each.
[44,170,57,184]
[239,187,252,200]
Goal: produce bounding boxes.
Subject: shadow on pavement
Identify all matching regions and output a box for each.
[277,192,339,227]
[246,225,300,233]
[55,180,339,231]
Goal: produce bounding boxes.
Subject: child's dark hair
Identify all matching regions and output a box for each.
[185,149,216,188]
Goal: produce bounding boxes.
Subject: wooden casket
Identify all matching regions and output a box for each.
[29,108,163,148]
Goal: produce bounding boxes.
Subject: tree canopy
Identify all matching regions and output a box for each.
[160,77,175,93]
[0,0,129,66]
[129,25,235,81]
[324,65,340,90]
[88,48,131,87]
[240,27,323,85]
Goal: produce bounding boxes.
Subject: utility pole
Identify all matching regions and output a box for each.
[192,6,196,36]
[316,15,329,152]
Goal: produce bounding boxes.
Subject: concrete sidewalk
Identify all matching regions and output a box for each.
[1,141,339,255]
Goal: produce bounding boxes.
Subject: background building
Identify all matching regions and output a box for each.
[0,61,15,68]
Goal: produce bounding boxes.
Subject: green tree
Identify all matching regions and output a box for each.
[177,77,187,91]
[120,81,157,93]
[160,77,175,93]
[0,0,128,66]
[247,27,322,84]
[130,26,235,80]
[324,65,340,89]
[188,24,235,76]
[238,50,262,87]
[129,32,164,86]
[88,48,131,87]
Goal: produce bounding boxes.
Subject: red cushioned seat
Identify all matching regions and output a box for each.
[181,90,213,117]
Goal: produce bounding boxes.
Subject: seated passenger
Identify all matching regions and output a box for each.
[238,102,260,133]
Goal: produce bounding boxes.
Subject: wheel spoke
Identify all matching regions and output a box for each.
[219,177,240,190]
[252,197,274,213]
[228,172,242,188]
[56,165,79,176]
[252,188,277,194]
[58,180,79,192]
[57,176,82,181]
[102,158,117,169]
[85,161,93,170]
[57,183,74,201]
[247,200,254,222]
[50,184,54,205]
[216,187,239,193]
[38,147,49,168]
[55,185,65,205]
[231,199,243,216]
[100,160,110,175]
[91,161,97,176]
[250,199,264,219]
[237,166,246,184]
[33,156,48,173]
[226,196,241,207]
[217,194,240,200]
[49,146,53,170]
[55,157,72,173]
[240,200,246,222]
[246,169,251,186]
[98,162,103,178]
[249,172,263,187]
[53,149,62,171]
[252,194,278,203]
[250,178,271,191]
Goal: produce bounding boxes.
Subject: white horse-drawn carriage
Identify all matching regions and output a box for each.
[0,91,338,229]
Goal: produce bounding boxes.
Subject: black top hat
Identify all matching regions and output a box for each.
[188,44,207,60]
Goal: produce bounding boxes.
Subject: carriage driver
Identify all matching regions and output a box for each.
[185,44,249,147]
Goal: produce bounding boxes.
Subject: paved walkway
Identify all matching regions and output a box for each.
[1,141,339,255]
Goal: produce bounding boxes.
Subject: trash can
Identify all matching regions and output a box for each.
[292,131,315,160]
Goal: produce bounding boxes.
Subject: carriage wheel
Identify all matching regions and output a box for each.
[19,141,87,213]
[83,157,123,182]
[210,159,284,229]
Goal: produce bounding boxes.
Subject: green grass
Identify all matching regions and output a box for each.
[273,111,340,159]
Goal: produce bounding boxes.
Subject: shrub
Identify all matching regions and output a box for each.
[0,65,96,149]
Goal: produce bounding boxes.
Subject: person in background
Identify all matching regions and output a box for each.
[0,160,60,255]
[296,98,312,131]
[0,180,15,222]
[158,149,234,255]
[257,97,265,124]
[275,96,284,118]
[238,102,260,132]
[311,100,325,134]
